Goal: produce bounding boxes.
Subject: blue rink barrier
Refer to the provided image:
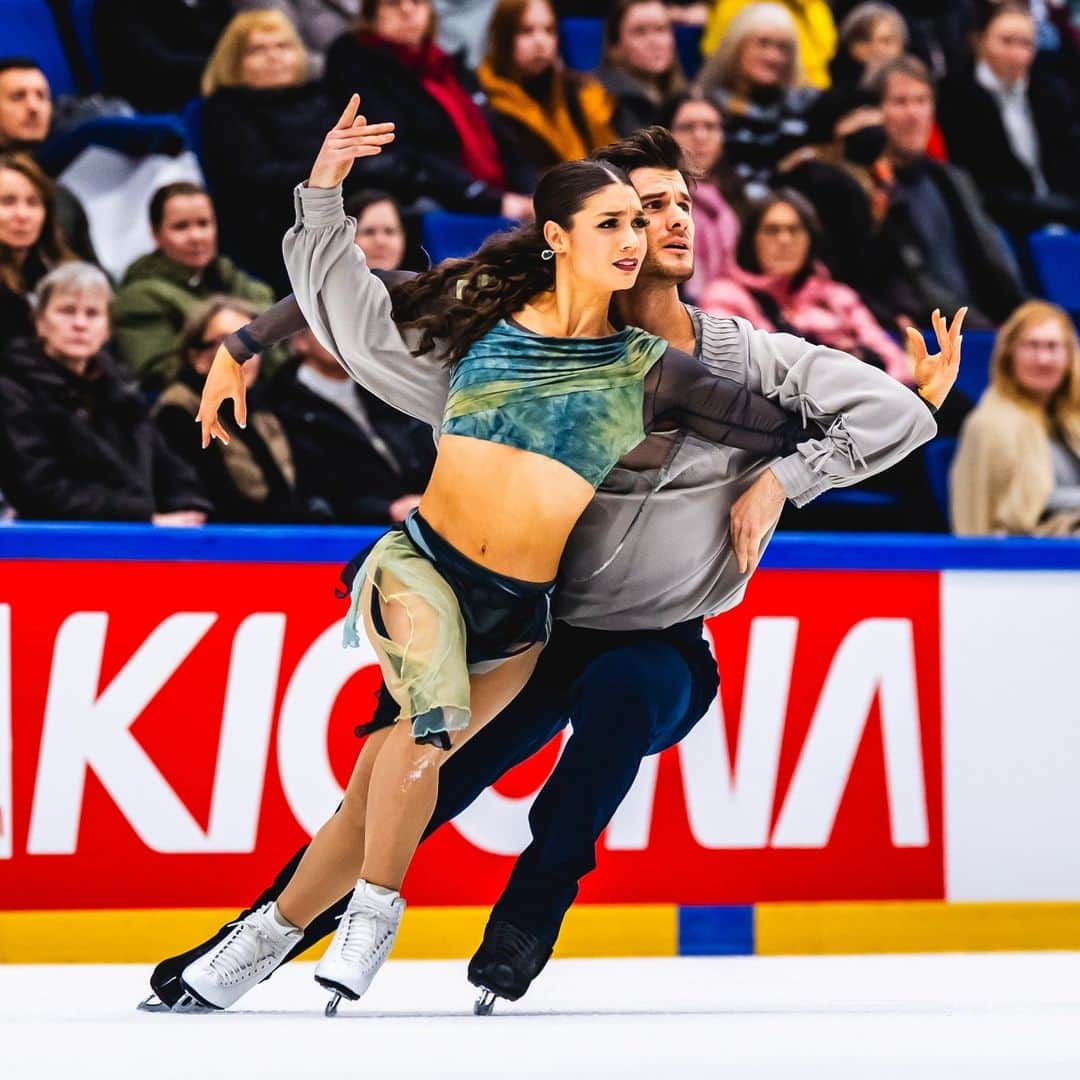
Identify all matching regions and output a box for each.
[2,523,1080,570]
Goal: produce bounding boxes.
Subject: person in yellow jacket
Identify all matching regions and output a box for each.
[702,0,837,89]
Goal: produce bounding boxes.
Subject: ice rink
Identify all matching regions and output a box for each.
[3,953,1080,1079]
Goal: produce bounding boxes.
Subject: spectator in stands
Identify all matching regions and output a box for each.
[95,0,233,112]
[200,10,336,291]
[808,2,906,139]
[596,0,685,135]
[0,264,210,523]
[696,3,819,196]
[0,58,100,265]
[0,154,75,348]
[951,300,1080,536]
[324,0,533,218]
[268,326,436,523]
[662,90,745,302]
[863,55,1026,331]
[478,0,618,190]
[701,0,836,89]
[345,189,407,269]
[112,182,276,389]
[700,189,911,380]
[230,0,362,75]
[938,2,1080,237]
[154,296,328,523]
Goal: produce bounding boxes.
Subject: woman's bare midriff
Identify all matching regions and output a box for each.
[418,434,595,582]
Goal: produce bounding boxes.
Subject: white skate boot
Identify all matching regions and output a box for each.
[315,879,406,1015]
[179,903,302,1009]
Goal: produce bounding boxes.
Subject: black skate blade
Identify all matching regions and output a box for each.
[473,990,497,1016]
[137,991,214,1014]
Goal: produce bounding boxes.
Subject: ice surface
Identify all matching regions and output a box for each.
[3,953,1080,1079]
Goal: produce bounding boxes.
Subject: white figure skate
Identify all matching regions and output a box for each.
[179,903,302,1009]
[315,879,406,1015]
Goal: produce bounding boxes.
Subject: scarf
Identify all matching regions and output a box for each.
[362,32,505,189]
[477,60,615,163]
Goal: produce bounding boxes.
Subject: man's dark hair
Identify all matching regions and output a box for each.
[149,181,211,230]
[0,57,44,78]
[864,53,935,101]
[977,0,1033,34]
[591,125,691,187]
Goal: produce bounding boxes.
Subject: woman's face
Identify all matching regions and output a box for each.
[0,167,46,252]
[354,199,406,270]
[614,1,675,77]
[754,200,810,278]
[189,308,262,388]
[736,27,795,90]
[671,99,724,174]
[1012,317,1071,403]
[374,0,433,49]
[513,0,558,79]
[550,182,647,296]
[155,193,217,271]
[36,287,110,365]
[850,16,905,69]
[240,27,303,89]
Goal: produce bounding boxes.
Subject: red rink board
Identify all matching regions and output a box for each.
[0,560,944,910]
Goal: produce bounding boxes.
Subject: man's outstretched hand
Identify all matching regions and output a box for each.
[196,344,247,449]
[309,94,396,189]
[905,307,966,410]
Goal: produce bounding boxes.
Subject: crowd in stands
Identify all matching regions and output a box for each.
[1,0,1079,537]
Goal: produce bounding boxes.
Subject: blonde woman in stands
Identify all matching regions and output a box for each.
[951,301,1080,537]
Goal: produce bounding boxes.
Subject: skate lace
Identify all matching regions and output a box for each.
[208,917,282,985]
[488,922,541,964]
[336,897,397,973]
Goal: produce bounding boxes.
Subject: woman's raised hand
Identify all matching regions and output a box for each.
[309,94,396,189]
[905,307,967,410]
[196,344,247,448]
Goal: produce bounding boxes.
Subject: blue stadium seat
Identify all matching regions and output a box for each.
[180,97,204,164]
[923,327,996,406]
[421,211,517,264]
[675,24,703,80]
[560,17,604,72]
[923,437,958,523]
[68,0,102,90]
[0,0,78,97]
[1029,226,1080,316]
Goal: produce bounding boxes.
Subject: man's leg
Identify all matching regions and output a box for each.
[486,625,718,947]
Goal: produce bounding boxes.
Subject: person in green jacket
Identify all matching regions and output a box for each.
[111,181,278,389]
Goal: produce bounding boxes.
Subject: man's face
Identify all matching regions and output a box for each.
[628,166,694,284]
[0,67,51,148]
[881,72,935,162]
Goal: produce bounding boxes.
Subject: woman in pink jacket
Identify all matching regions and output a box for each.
[700,188,912,383]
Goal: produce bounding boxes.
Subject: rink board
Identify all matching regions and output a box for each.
[1,526,1079,960]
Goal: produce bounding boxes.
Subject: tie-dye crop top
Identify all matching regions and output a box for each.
[442,320,668,488]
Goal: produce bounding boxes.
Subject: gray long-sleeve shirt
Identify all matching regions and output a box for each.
[283,184,937,630]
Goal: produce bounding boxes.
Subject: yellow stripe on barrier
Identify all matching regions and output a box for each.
[0,904,678,964]
[756,900,1080,955]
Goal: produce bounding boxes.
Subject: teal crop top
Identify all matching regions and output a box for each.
[442,320,669,488]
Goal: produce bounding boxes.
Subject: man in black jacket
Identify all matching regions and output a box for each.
[866,54,1027,330]
[938,2,1080,237]
[268,326,435,524]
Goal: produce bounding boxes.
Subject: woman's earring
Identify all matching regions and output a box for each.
[541,248,555,261]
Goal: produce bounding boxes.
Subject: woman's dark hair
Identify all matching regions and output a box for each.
[150,181,211,230]
[485,0,556,79]
[735,188,821,289]
[177,294,261,368]
[602,0,685,96]
[391,159,633,365]
[0,152,75,294]
[977,0,1033,34]
[359,0,438,41]
[345,188,403,224]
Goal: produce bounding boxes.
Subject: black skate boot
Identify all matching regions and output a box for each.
[467,920,553,1015]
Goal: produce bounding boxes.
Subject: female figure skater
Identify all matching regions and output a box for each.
[183,97,821,1014]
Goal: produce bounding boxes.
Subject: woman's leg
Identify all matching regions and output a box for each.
[359,646,541,891]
